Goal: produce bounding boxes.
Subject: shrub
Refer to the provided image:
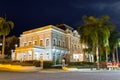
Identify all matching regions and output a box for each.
[10,60,35,66]
[33,60,41,67]
[0,59,12,64]
[0,59,53,68]
[68,62,96,68]
[43,61,53,69]
[20,60,35,66]
[33,61,53,68]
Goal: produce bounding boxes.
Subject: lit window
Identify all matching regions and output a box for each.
[48,56,49,59]
[46,39,49,46]
[40,40,43,46]
[53,39,55,46]
[24,43,27,46]
[29,42,32,45]
[34,41,37,45]
[40,53,42,55]
[63,42,64,47]
[34,54,37,60]
[40,56,43,59]
[75,45,76,50]
[58,41,60,46]
[28,54,32,60]
[23,53,26,61]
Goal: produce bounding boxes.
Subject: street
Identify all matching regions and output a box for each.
[0,71,120,80]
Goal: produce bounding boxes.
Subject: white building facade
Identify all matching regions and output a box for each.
[11,24,93,64]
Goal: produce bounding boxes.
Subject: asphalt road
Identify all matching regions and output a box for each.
[0,71,120,80]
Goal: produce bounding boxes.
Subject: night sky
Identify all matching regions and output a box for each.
[0,0,120,36]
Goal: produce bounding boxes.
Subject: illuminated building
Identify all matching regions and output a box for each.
[11,24,94,63]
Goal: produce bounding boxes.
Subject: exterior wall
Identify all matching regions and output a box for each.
[73,54,83,62]
[65,29,83,62]
[19,29,52,47]
[13,46,34,61]
[51,28,68,64]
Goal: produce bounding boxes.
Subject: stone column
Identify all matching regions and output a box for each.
[32,50,34,60]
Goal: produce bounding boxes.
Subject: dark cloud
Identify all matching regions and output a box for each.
[0,0,120,36]
[69,0,120,29]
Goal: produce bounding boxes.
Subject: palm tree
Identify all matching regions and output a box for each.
[78,25,93,61]
[0,17,14,58]
[78,15,115,70]
[109,31,120,63]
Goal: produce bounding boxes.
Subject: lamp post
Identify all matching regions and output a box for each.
[62,59,65,67]
[40,59,43,69]
[15,44,18,48]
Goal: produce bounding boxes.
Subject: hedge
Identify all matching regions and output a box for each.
[0,59,53,68]
[68,62,95,66]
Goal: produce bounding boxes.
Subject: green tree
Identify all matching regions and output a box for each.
[5,36,19,58]
[0,17,14,58]
[109,31,120,62]
[78,25,93,61]
[78,15,115,69]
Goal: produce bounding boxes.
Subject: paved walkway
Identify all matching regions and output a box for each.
[0,66,120,73]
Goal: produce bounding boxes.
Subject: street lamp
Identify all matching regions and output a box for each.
[40,59,43,69]
[15,44,18,48]
[62,59,65,67]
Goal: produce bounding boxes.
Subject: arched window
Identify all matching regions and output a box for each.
[24,43,27,46]
[63,42,65,47]
[40,40,43,46]
[39,53,43,59]
[34,41,37,45]
[46,39,49,46]
[58,41,61,46]
[53,39,56,46]
[29,42,32,45]
[75,45,76,50]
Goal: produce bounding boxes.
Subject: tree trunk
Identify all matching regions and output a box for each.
[116,47,119,63]
[83,50,86,61]
[112,52,116,69]
[106,50,108,63]
[92,46,95,62]
[112,52,115,62]
[84,45,87,61]
[1,35,5,58]
[96,40,100,70]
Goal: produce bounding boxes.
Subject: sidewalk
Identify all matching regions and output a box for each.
[0,64,42,72]
[0,65,120,72]
[67,67,120,72]
[38,69,67,73]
